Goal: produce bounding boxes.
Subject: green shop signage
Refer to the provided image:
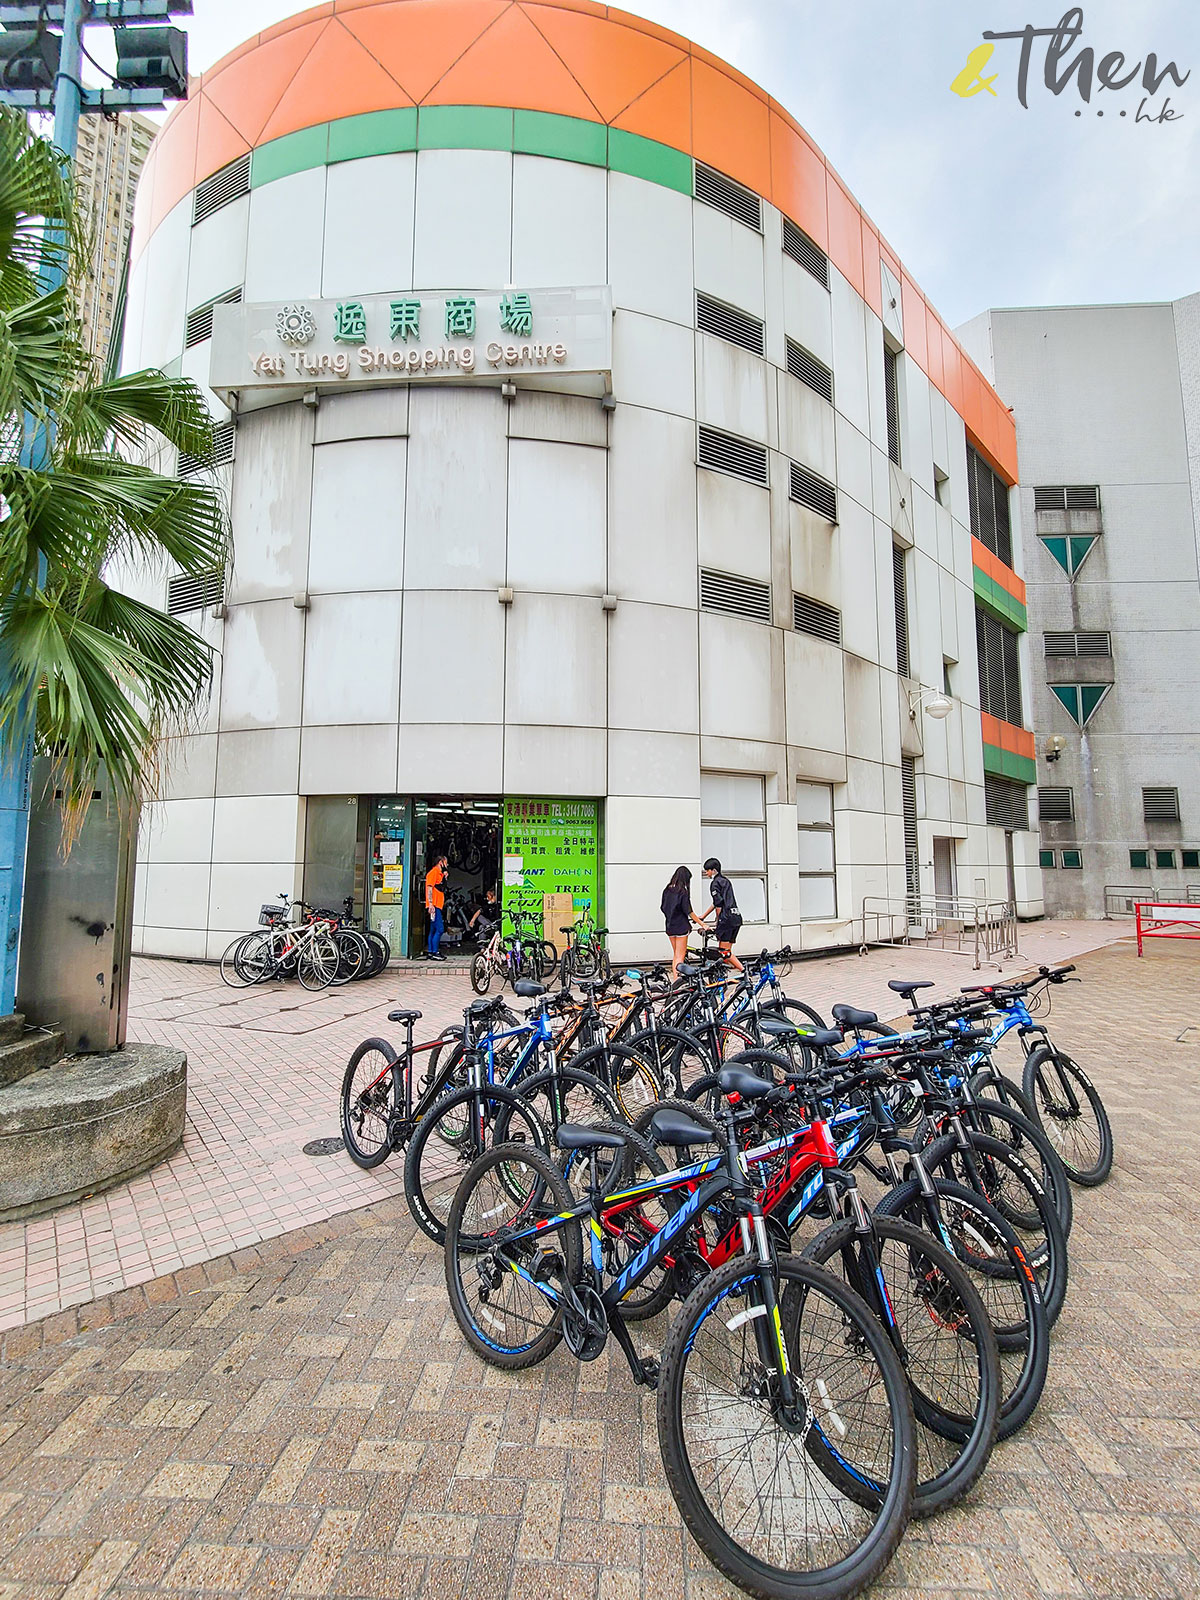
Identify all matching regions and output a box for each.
[209,286,613,403]
[502,798,601,927]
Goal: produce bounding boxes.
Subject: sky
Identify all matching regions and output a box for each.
[88,0,1200,328]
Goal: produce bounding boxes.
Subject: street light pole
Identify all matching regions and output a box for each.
[51,0,84,168]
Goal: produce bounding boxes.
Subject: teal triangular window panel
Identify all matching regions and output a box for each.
[1078,683,1111,725]
[1068,535,1098,573]
[1040,536,1070,575]
[1049,683,1080,722]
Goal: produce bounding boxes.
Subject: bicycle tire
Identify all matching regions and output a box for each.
[297,932,339,991]
[623,1025,711,1099]
[959,1097,1073,1239]
[967,1068,1036,1126]
[443,1141,581,1368]
[219,932,260,988]
[364,930,391,976]
[1022,1045,1113,1187]
[331,929,368,986]
[567,1041,662,1122]
[658,1254,916,1600]
[235,930,278,985]
[340,1038,399,1168]
[403,1084,550,1246]
[919,1130,1069,1327]
[801,1216,1000,1518]
[874,1177,1050,1439]
[470,953,491,995]
[498,1066,620,1146]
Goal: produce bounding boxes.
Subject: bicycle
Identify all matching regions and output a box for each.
[470,911,533,995]
[559,906,610,984]
[444,1081,918,1598]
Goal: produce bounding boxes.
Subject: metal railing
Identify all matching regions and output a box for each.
[1104,883,1200,918]
[859,894,1019,970]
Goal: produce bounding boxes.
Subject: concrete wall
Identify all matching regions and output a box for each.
[124,148,1039,959]
[970,302,1200,916]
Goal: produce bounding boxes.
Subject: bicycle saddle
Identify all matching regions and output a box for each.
[513,980,546,998]
[717,1065,774,1101]
[831,1004,878,1030]
[649,1108,718,1146]
[759,1016,842,1050]
[468,997,501,1015]
[555,1122,627,1152]
[387,1008,422,1023]
[676,963,699,979]
[888,979,933,995]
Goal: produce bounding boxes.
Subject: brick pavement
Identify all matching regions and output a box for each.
[0,937,1198,1598]
[0,920,1133,1330]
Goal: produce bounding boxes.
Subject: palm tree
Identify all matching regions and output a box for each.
[0,105,226,830]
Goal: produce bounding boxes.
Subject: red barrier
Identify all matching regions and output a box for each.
[1136,901,1200,956]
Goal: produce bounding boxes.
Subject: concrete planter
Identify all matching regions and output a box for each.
[0,1044,187,1222]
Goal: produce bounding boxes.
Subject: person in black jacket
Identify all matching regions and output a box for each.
[660,865,695,978]
[696,857,744,972]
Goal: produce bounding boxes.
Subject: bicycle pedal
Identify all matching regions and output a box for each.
[636,1356,660,1389]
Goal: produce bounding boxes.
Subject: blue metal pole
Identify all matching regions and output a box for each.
[0,0,87,1011]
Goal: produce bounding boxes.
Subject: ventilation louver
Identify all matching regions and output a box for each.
[185,286,242,349]
[193,154,250,226]
[167,568,224,614]
[697,425,769,487]
[696,292,764,356]
[694,162,762,230]
[789,461,837,522]
[782,217,829,288]
[792,592,841,645]
[700,568,772,624]
[785,338,833,402]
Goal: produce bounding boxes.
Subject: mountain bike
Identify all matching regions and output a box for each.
[559,906,610,984]
[444,1084,918,1599]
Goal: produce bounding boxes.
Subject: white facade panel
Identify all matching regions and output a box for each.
[412,149,512,288]
[244,169,327,301]
[322,153,416,297]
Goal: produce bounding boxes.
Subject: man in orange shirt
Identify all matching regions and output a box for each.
[424,853,448,961]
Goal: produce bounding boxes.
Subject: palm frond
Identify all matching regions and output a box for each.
[64,369,216,459]
[0,106,76,307]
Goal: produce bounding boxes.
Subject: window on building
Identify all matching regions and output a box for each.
[701,773,767,923]
[1182,850,1200,870]
[942,659,954,696]
[884,343,902,467]
[966,445,1013,567]
[1049,683,1111,728]
[984,775,1030,831]
[1143,787,1180,822]
[797,783,836,919]
[1039,850,1056,869]
[1061,850,1083,870]
[1155,850,1176,869]
[1037,786,1074,822]
[975,608,1023,726]
[892,546,910,677]
[1129,849,1150,870]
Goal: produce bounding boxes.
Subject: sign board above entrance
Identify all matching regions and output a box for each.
[210,286,613,405]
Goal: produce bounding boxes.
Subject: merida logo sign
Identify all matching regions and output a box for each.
[951,7,1190,123]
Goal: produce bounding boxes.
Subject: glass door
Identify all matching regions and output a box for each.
[369,798,408,959]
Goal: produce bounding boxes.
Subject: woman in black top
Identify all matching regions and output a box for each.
[696,857,744,972]
[660,865,695,979]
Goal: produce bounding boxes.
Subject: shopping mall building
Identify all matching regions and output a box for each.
[120,0,1043,962]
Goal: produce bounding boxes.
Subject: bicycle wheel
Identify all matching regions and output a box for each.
[444,1142,582,1369]
[500,1066,620,1144]
[220,932,260,988]
[470,953,491,995]
[564,1120,679,1322]
[331,929,368,986]
[623,1025,709,1100]
[538,941,559,981]
[569,1041,662,1122]
[235,930,278,984]
[1023,1046,1113,1186]
[961,1097,1073,1239]
[363,930,391,976]
[967,1067,1036,1126]
[403,1084,549,1246]
[875,1177,1050,1440]
[919,1130,1069,1328]
[340,1038,399,1168]
[297,932,339,991]
[658,1254,915,1600]
[802,1216,1000,1518]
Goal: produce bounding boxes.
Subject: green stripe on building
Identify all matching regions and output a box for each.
[250,106,692,197]
[973,565,1027,632]
[982,742,1036,785]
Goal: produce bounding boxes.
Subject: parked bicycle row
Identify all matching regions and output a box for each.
[470,903,610,992]
[340,954,1110,1598]
[220,895,391,990]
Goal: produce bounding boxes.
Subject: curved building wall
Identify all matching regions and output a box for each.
[120,0,1042,960]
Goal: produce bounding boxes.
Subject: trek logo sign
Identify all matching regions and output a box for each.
[951,7,1190,123]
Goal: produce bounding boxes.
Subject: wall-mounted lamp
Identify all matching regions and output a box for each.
[1044,734,1067,763]
[908,685,953,722]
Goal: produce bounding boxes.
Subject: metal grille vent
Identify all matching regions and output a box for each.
[1143,787,1180,822]
[694,162,762,230]
[792,592,841,646]
[901,756,919,909]
[697,425,769,487]
[781,217,829,288]
[167,568,224,615]
[185,286,242,350]
[700,568,772,624]
[696,292,764,356]
[967,446,1013,567]
[1034,485,1100,511]
[985,775,1030,831]
[785,338,833,402]
[892,546,910,677]
[1038,786,1075,822]
[884,345,901,466]
[789,461,837,522]
[193,155,250,226]
[178,419,235,478]
[976,608,1023,727]
[1044,631,1111,658]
